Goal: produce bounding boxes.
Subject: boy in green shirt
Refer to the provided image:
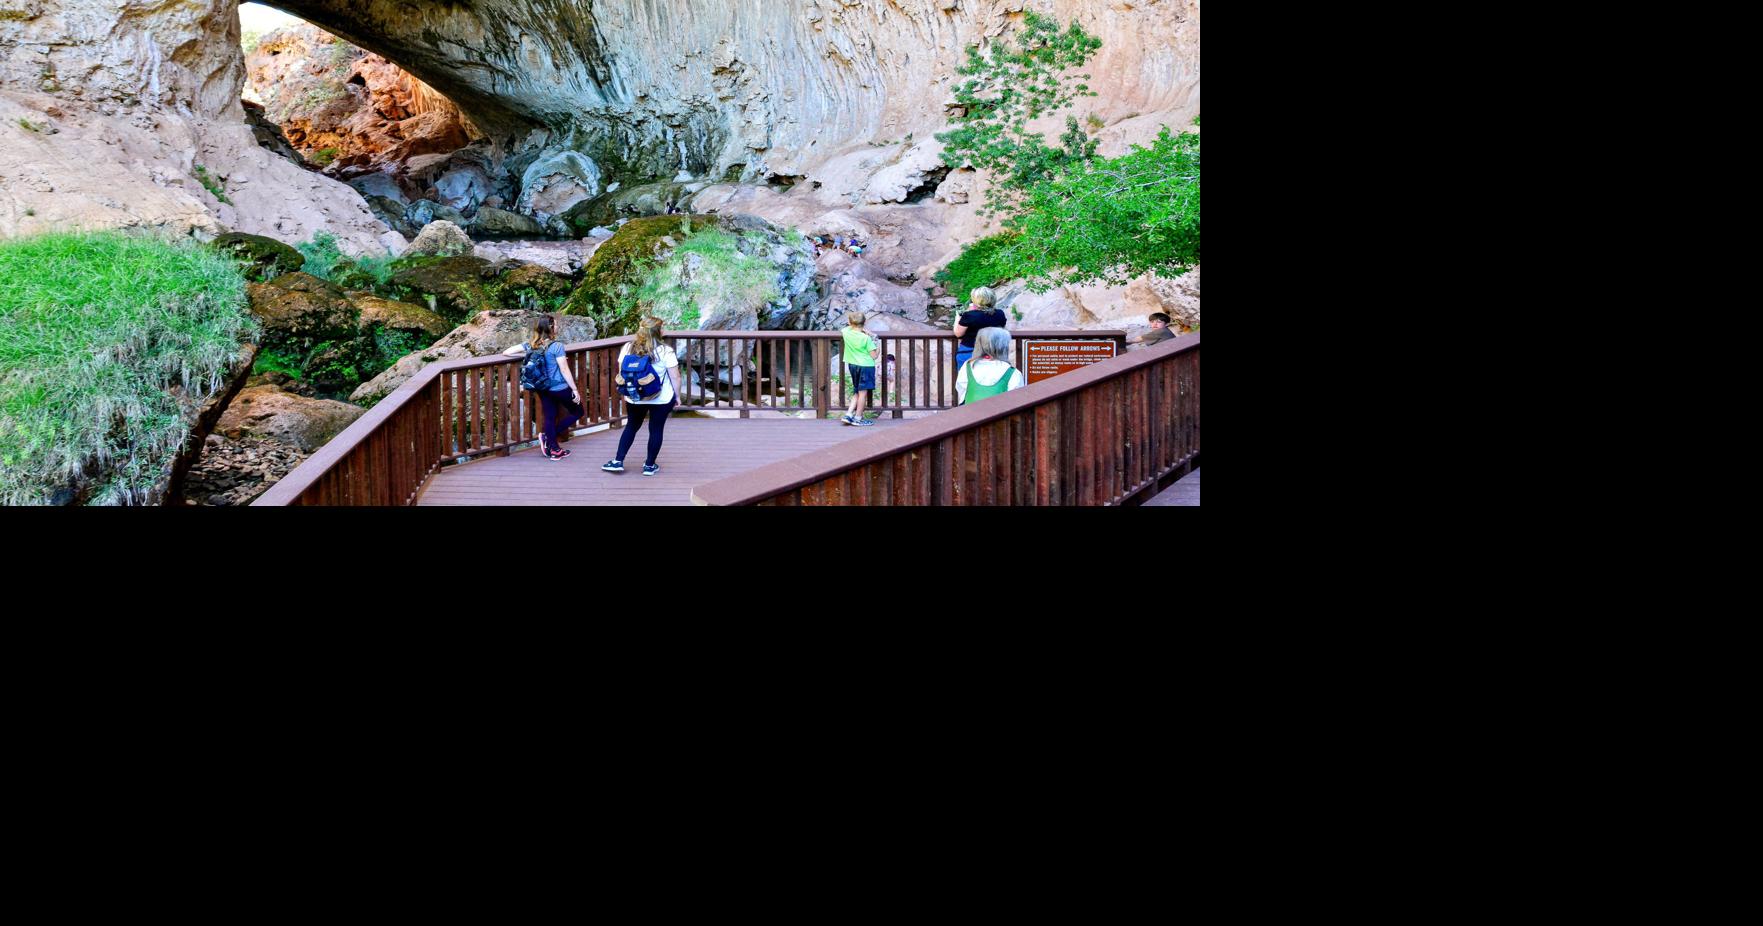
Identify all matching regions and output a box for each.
[840,311,880,426]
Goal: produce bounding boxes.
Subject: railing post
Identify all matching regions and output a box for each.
[813,338,829,419]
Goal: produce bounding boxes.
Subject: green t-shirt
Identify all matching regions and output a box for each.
[842,327,878,366]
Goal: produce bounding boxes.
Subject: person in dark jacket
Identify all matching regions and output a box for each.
[952,285,1008,376]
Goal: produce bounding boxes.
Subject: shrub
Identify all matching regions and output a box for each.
[0,231,255,504]
[295,231,344,281]
[192,164,231,205]
[310,147,340,168]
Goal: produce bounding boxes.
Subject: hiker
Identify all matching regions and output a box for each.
[603,315,681,477]
[955,327,1024,406]
[1139,312,1178,346]
[503,315,582,461]
[841,311,880,427]
[952,285,1007,375]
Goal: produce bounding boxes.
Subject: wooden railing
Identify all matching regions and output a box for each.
[690,333,1201,506]
[253,329,1123,506]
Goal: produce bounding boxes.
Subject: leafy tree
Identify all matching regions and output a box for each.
[995,127,1200,291]
[933,13,1201,295]
[936,11,1102,218]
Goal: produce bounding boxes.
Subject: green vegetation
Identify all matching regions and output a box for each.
[935,233,1019,304]
[253,347,304,381]
[17,117,46,133]
[328,40,357,75]
[986,127,1200,291]
[293,85,344,113]
[632,228,779,330]
[934,13,1200,295]
[567,215,703,333]
[310,147,340,167]
[295,231,345,280]
[936,11,1102,219]
[0,231,255,504]
[192,164,231,205]
[241,29,266,55]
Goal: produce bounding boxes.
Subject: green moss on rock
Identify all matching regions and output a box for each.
[564,215,710,334]
[209,232,304,282]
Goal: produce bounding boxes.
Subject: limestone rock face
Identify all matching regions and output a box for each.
[274,0,1200,188]
[0,1,394,250]
[350,309,598,404]
[245,22,478,180]
[217,384,366,452]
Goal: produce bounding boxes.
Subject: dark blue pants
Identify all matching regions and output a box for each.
[616,399,675,466]
[538,389,582,452]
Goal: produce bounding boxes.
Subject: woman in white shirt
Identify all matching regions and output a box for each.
[603,315,682,476]
[955,326,1025,405]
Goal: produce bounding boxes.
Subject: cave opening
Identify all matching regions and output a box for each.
[901,166,951,205]
[237,3,589,240]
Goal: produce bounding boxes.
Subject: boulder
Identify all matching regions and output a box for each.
[350,309,598,405]
[518,148,603,218]
[216,385,366,453]
[388,254,501,320]
[351,295,452,340]
[405,200,468,229]
[469,206,547,237]
[366,195,418,237]
[249,272,358,346]
[499,263,575,300]
[209,232,304,282]
[406,220,474,258]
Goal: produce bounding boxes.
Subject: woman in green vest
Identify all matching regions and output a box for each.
[955,327,1024,405]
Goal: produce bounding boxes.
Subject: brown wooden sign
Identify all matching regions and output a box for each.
[1024,341,1118,384]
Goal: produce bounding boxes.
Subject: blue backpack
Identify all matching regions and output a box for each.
[521,343,556,392]
[617,351,665,401]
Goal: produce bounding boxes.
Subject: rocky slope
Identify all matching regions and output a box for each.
[1,1,398,252]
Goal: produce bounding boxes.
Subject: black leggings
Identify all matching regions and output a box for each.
[538,389,583,452]
[615,400,674,466]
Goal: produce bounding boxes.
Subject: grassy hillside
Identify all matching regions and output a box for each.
[0,231,256,504]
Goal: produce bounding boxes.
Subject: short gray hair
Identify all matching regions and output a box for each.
[975,325,1012,360]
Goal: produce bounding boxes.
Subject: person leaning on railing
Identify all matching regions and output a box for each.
[952,286,1008,373]
[956,327,1024,406]
[502,315,582,460]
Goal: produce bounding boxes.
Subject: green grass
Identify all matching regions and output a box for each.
[0,231,256,504]
[17,117,46,133]
[310,147,340,168]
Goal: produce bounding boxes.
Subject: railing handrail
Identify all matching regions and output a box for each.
[690,332,1200,506]
[252,328,1138,506]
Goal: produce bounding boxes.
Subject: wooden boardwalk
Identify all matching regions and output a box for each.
[1143,468,1200,506]
[416,417,910,506]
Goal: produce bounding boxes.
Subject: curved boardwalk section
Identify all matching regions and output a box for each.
[415,418,908,506]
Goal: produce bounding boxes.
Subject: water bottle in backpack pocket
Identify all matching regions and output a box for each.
[520,344,556,392]
[616,352,665,401]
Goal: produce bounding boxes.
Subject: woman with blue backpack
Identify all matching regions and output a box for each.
[506,315,582,461]
[604,315,681,476]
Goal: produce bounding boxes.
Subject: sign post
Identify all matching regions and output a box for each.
[1024,341,1118,384]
